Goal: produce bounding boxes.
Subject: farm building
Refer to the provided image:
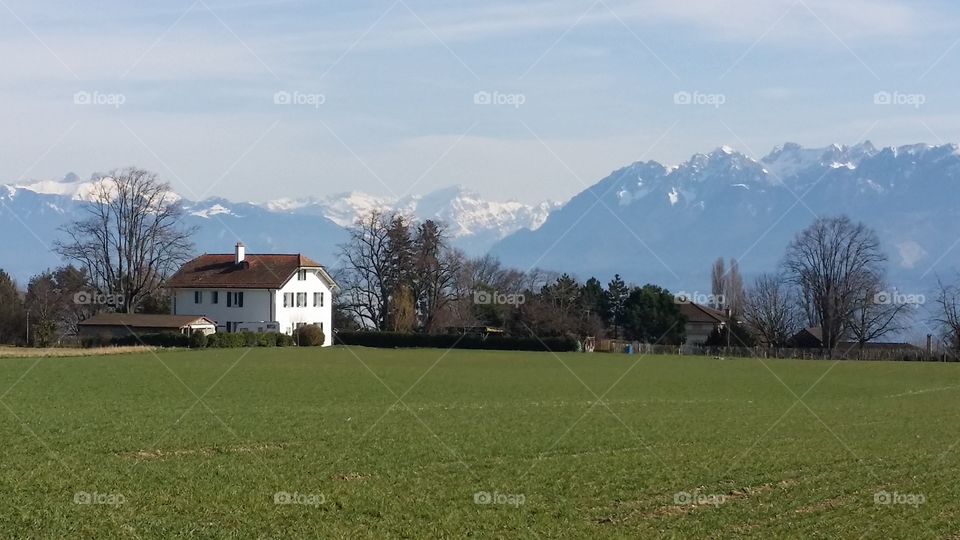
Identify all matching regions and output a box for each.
[165,243,338,345]
[77,313,217,340]
[788,327,921,352]
[677,302,726,345]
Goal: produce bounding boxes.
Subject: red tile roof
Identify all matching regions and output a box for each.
[165,253,325,289]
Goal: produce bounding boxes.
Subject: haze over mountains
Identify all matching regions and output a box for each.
[2,141,959,293]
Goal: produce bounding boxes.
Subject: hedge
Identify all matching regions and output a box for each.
[95,331,297,349]
[108,332,191,348]
[334,332,578,352]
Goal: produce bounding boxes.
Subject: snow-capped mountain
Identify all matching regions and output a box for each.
[491,142,960,291]
[0,177,555,281]
[261,185,556,245]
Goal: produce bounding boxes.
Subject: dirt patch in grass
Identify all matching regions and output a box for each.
[0,346,155,358]
[597,479,800,525]
[119,442,290,461]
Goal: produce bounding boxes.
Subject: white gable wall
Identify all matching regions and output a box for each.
[274,269,334,346]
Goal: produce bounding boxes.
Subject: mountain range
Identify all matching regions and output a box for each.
[490,141,960,292]
[2,142,959,294]
[0,175,554,282]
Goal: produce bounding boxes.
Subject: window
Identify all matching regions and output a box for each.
[227,292,244,308]
[313,292,321,307]
[298,269,307,281]
[296,292,307,307]
[211,291,219,304]
[194,291,202,304]
[283,292,294,308]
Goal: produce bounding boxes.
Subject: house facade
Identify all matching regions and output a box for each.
[166,243,337,346]
[677,302,726,345]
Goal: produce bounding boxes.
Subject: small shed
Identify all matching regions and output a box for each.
[78,313,217,340]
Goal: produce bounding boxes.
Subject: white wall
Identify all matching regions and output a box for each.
[170,268,335,346]
[173,289,273,333]
[274,269,334,346]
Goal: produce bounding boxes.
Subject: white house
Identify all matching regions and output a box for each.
[166,243,338,346]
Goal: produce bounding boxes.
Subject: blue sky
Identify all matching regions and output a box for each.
[1,0,958,203]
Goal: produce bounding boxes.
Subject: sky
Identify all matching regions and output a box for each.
[1,0,959,204]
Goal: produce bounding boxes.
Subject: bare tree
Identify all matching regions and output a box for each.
[710,257,745,315]
[337,211,393,330]
[932,276,960,352]
[710,257,725,309]
[847,277,912,352]
[783,216,886,351]
[412,221,460,333]
[743,273,800,347]
[54,168,195,313]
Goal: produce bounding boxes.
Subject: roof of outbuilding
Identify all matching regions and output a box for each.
[78,313,215,329]
[678,302,727,324]
[164,253,334,289]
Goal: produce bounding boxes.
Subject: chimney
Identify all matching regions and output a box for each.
[235,242,246,264]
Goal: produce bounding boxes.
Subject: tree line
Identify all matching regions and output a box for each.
[1,166,959,355]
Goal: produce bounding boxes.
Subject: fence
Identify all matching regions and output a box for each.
[594,339,956,362]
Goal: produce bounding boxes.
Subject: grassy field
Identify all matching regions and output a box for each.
[1,346,959,538]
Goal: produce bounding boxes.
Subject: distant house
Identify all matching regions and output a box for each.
[165,243,338,345]
[788,327,920,352]
[678,303,726,345]
[78,313,216,340]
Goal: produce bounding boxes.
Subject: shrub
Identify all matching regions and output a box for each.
[111,332,190,348]
[189,330,208,349]
[275,333,295,347]
[333,332,577,352]
[293,324,326,347]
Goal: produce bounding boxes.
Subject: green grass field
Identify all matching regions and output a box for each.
[1,346,959,538]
